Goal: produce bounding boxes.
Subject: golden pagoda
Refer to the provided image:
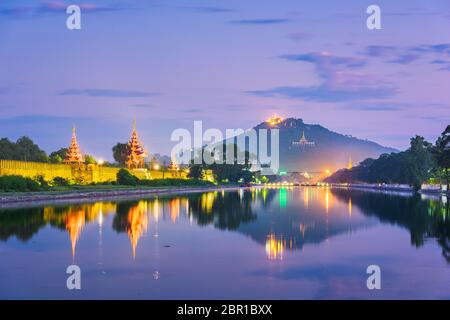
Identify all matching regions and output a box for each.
[64,126,83,164]
[293,130,315,147]
[126,121,147,169]
[266,114,283,126]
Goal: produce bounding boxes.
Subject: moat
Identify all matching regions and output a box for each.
[0,187,449,299]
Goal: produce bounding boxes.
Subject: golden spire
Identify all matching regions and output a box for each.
[126,121,147,169]
[64,126,83,164]
[347,156,353,170]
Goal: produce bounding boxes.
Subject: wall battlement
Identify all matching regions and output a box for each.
[0,160,186,183]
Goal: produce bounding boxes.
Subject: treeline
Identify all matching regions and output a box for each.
[188,143,255,184]
[0,136,103,165]
[326,125,450,190]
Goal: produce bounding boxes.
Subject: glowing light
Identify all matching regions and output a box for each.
[266,114,283,126]
[97,159,105,165]
[265,234,285,260]
[153,164,160,170]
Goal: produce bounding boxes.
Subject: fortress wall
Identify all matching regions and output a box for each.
[0,160,187,183]
[0,160,73,180]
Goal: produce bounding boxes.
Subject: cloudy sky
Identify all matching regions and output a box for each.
[0,0,449,160]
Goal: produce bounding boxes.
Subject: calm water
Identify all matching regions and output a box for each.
[0,187,449,299]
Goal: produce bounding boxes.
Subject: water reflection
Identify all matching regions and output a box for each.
[0,187,449,263]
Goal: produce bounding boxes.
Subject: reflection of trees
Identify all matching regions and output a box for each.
[188,191,257,230]
[0,207,46,241]
[332,189,450,263]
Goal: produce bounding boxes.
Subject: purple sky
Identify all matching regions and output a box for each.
[0,0,449,160]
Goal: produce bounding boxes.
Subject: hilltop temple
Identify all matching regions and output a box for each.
[292,130,315,147]
[64,126,84,164]
[126,121,148,169]
[266,114,283,127]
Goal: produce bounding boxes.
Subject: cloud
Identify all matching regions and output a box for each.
[341,103,407,111]
[288,31,310,42]
[0,87,7,94]
[248,85,395,102]
[248,51,395,102]
[230,18,290,25]
[364,43,450,68]
[183,108,202,113]
[59,89,158,98]
[178,6,234,14]
[0,1,120,18]
[280,52,367,69]
[131,104,155,109]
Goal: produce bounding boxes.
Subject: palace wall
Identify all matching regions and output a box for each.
[0,160,187,183]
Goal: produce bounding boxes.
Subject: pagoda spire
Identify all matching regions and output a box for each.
[64,126,83,164]
[126,121,147,169]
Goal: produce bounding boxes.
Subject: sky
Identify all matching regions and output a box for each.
[0,0,449,161]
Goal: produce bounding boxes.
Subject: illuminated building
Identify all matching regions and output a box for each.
[266,114,283,127]
[64,126,84,164]
[126,121,147,169]
[292,130,315,147]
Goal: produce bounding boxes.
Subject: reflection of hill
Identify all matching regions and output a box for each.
[187,188,375,252]
[237,188,375,251]
[331,189,450,263]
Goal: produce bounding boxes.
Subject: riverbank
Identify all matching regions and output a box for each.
[330,183,449,196]
[0,184,252,208]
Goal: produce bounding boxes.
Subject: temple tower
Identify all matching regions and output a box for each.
[64,126,84,164]
[126,121,147,169]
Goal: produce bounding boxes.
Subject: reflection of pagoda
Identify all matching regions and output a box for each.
[292,130,315,147]
[127,201,148,258]
[64,126,84,164]
[265,234,285,260]
[126,121,147,169]
[66,209,85,258]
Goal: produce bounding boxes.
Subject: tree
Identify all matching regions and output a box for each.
[49,148,68,163]
[0,136,48,162]
[433,125,450,189]
[112,143,129,166]
[116,169,138,185]
[188,163,203,179]
[84,154,97,165]
[406,136,435,190]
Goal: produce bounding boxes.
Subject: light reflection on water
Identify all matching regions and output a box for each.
[0,187,449,299]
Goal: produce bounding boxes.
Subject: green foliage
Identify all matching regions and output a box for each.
[52,176,70,186]
[188,164,203,179]
[112,143,129,166]
[188,144,255,184]
[34,175,50,190]
[0,136,48,162]
[49,148,68,163]
[0,175,40,192]
[116,169,139,186]
[84,154,97,165]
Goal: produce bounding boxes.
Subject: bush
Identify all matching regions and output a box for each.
[0,175,40,192]
[52,176,70,186]
[116,169,139,185]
